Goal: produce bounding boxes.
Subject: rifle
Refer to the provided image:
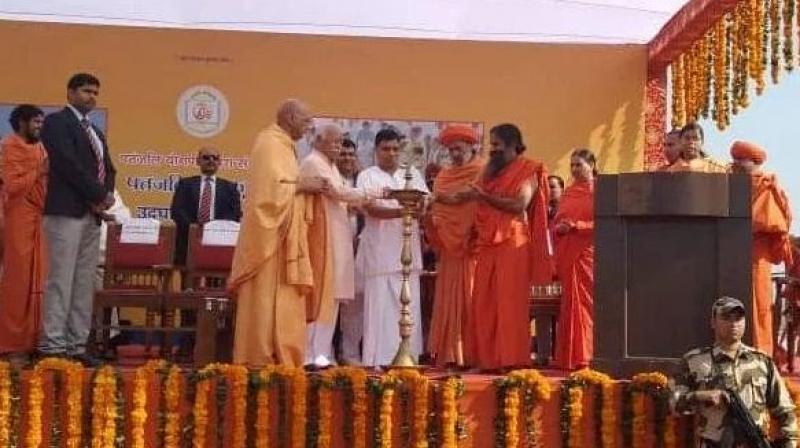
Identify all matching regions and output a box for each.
[724,387,773,448]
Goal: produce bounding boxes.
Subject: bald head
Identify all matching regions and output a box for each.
[276,98,312,141]
[314,124,343,162]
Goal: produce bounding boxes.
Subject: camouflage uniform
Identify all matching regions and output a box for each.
[672,344,798,447]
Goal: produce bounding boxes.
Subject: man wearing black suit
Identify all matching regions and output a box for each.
[39,73,116,365]
[170,146,242,266]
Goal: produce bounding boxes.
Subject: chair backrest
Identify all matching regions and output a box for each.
[105,220,176,269]
[185,222,237,290]
[103,220,176,288]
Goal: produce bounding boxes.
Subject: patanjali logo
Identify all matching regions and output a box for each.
[176,85,229,138]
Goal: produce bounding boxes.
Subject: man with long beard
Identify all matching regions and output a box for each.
[464,123,552,370]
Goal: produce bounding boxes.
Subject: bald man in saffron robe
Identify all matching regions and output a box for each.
[731,140,792,355]
[465,124,552,369]
[0,105,48,358]
[228,99,330,367]
[426,125,484,366]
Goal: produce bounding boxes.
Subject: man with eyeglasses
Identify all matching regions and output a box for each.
[170,146,242,266]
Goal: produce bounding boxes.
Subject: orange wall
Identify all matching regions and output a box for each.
[0,20,646,210]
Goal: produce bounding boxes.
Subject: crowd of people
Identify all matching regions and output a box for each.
[0,73,794,380]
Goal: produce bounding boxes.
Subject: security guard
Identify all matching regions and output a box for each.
[671,296,798,447]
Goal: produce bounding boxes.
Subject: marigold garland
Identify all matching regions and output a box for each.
[669,0,800,129]
[190,363,248,448]
[163,364,183,448]
[251,365,308,448]
[254,368,271,448]
[565,368,616,448]
[0,360,472,448]
[386,369,430,448]
[317,382,333,448]
[628,372,677,448]
[90,366,118,448]
[0,363,11,448]
[758,0,769,93]
[319,367,368,448]
[192,372,211,448]
[784,0,795,70]
[26,358,84,448]
[495,369,551,448]
[0,362,17,448]
[440,376,463,448]
[671,56,686,128]
[770,0,783,83]
[379,381,395,448]
[26,365,44,448]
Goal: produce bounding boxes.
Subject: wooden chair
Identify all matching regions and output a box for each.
[530,282,562,366]
[93,220,176,358]
[165,222,236,366]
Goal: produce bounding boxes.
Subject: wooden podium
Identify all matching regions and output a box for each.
[592,172,752,377]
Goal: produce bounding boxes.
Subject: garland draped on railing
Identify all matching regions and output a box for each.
[670,0,798,130]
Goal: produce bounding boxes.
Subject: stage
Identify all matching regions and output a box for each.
[4,360,800,448]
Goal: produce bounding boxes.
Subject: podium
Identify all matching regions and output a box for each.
[592,172,752,377]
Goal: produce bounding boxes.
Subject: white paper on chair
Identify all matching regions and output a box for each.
[202,220,240,246]
[119,218,161,244]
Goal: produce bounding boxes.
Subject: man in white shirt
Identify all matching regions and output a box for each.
[356,128,428,367]
[299,124,377,367]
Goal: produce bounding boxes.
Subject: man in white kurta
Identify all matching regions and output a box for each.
[299,124,374,367]
[356,128,429,367]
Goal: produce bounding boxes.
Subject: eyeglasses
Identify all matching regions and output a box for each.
[200,155,220,161]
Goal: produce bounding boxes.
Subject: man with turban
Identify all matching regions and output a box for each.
[425,124,484,366]
[731,140,792,355]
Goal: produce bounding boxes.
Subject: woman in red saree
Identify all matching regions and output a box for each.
[553,148,596,370]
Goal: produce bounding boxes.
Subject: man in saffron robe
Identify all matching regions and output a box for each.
[730,140,792,355]
[0,105,48,360]
[465,123,552,370]
[553,149,597,370]
[299,124,378,367]
[426,124,484,366]
[229,99,329,367]
[667,122,728,173]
